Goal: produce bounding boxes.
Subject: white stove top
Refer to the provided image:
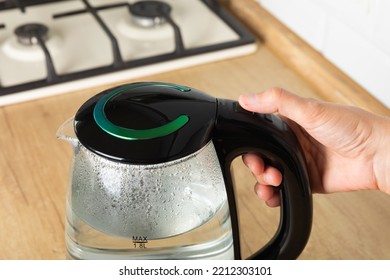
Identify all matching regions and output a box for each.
[0,0,256,106]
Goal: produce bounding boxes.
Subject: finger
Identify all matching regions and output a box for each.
[238,87,323,131]
[242,153,264,175]
[265,193,281,207]
[255,184,281,207]
[255,183,274,201]
[243,154,282,186]
[262,165,283,187]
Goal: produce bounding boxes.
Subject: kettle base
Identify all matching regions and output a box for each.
[65,201,235,260]
[65,236,234,260]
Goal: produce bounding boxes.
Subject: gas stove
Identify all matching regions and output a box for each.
[0,0,256,106]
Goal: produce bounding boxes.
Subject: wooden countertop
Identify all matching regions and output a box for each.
[1,1,390,260]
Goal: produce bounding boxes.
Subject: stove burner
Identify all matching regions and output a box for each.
[14,23,48,46]
[12,23,58,82]
[129,1,172,28]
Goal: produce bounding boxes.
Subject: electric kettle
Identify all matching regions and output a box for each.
[57,82,312,260]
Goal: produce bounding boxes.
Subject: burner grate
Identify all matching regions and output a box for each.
[0,0,69,11]
[0,0,256,104]
[53,1,185,56]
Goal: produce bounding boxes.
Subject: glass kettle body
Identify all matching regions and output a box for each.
[58,82,312,260]
[59,124,234,259]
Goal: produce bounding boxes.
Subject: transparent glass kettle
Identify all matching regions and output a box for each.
[57,82,312,260]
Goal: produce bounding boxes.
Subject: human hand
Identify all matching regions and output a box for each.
[238,88,390,207]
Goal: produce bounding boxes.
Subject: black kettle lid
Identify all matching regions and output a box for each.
[74,82,217,164]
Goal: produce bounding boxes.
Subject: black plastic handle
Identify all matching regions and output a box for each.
[213,99,312,260]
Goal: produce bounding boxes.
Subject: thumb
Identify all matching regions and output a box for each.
[238,87,321,130]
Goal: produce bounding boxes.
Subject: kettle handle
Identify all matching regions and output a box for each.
[213,99,312,260]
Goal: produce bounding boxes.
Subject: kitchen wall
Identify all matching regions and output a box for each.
[256,0,390,108]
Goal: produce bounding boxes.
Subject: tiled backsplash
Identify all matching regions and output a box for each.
[257,0,390,108]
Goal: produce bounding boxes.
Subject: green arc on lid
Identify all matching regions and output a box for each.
[93,82,190,140]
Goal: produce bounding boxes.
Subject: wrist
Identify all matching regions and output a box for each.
[372,116,390,194]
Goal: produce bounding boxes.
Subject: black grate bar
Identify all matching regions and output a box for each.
[81,0,124,68]
[36,36,59,82]
[0,0,69,11]
[0,23,3,88]
[53,2,128,19]
[14,0,26,13]
[0,0,25,12]
[164,16,185,55]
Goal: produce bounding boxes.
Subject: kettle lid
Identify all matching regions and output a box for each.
[74,82,217,163]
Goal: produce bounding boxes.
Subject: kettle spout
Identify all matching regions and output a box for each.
[56,117,78,146]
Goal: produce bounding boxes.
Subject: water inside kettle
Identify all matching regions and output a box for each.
[70,141,227,239]
[66,141,234,259]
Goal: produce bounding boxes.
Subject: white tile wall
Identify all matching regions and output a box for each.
[373,1,390,55]
[257,0,390,108]
[253,0,328,50]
